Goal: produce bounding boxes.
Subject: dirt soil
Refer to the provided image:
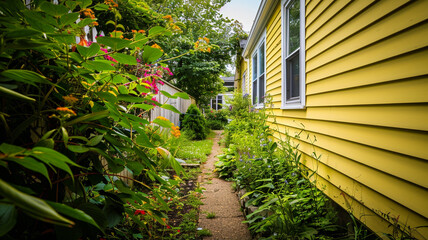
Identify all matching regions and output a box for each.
[198,130,252,240]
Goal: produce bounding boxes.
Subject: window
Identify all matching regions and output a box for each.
[282,0,305,109]
[210,95,223,110]
[252,36,266,106]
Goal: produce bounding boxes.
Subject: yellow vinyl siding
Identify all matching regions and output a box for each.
[259,0,428,238]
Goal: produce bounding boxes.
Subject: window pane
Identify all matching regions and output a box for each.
[211,99,215,108]
[288,0,300,54]
[218,95,223,110]
[259,74,265,104]
[259,43,265,74]
[252,55,258,80]
[253,80,257,104]
[287,53,300,99]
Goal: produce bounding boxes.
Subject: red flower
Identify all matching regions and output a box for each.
[134,210,146,215]
[166,225,171,229]
[177,230,180,233]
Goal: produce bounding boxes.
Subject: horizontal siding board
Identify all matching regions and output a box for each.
[270,123,428,188]
[307,24,428,81]
[307,1,428,71]
[294,140,428,220]
[270,112,428,159]
[298,151,428,238]
[306,0,375,47]
[306,0,333,27]
[306,77,428,106]
[305,0,320,18]
[306,0,351,38]
[306,48,428,86]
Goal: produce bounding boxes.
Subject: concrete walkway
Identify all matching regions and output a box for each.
[198,130,252,240]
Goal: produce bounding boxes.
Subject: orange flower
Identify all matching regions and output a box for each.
[78,37,88,47]
[81,8,95,19]
[151,43,163,52]
[132,30,137,33]
[138,30,146,34]
[56,107,76,116]
[63,95,78,104]
[162,15,173,21]
[156,116,168,121]
[170,124,181,138]
[92,21,99,26]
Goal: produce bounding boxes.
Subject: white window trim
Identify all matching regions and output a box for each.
[281,0,306,109]
[251,30,266,108]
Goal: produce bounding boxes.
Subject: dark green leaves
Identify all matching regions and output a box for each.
[1,69,52,86]
[40,2,69,18]
[0,179,74,227]
[0,203,17,237]
[142,45,163,64]
[77,43,100,58]
[96,37,131,51]
[82,60,115,71]
[60,12,80,26]
[46,201,103,231]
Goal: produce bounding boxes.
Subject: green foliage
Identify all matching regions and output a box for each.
[205,211,216,219]
[197,228,212,237]
[215,97,349,239]
[205,109,228,130]
[145,0,248,105]
[0,1,196,239]
[169,134,213,163]
[181,104,208,140]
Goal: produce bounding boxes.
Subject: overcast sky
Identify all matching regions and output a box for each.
[220,0,261,33]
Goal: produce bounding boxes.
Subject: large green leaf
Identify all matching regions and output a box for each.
[5,28,42,39]
[46,201,103,231]
[136,131,155,148]
[77,43,100,58]
[40,2,69,17]
[82,60,115,71]
[117,94,146,103]
[6,157,50,183]
[110,53,137,65]
[64,110,110,127]
[173,92,190,99]
[1,69,52,86]
[152,118,173,128]
[0,179,74,227]
[160,90,176,99]
[0,203,17,237]
[161,104,180,114]
[132,103,155,111]
[96,37,131,51]
[60,12,80,26]
[142,45,163,64]
[0,85,35,101]
[30,147,81,179]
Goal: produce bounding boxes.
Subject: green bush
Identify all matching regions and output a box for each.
[205,109,228,130]
[181,104,208,140]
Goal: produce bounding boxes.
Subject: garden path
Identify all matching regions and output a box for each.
[198,130,252,240]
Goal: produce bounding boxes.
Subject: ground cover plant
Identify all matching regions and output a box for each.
[216,92,371,239]
[0,1,215,239]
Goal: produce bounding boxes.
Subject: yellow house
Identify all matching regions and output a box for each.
[237,0,428,238]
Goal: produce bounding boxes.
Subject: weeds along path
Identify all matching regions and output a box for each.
[198,130,252,240]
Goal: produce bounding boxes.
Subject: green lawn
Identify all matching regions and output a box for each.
[175,131,215,163]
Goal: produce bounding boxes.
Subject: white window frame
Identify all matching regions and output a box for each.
[251,31,266,107]
[281,0,306,109]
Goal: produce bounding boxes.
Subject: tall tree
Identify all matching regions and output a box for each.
[146,0,247,105]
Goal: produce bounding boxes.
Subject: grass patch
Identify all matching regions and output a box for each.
[205,212,216,219]
[197,229,212,237]
[174,133,214,163]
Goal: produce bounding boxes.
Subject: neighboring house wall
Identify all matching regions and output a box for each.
[243,0,428,238]
[150,81,194,126]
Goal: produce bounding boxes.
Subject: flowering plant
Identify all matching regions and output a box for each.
[0,1,201,239]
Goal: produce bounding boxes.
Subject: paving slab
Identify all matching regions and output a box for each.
[198,130,252,240]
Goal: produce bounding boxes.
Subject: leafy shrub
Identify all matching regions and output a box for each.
[205,109,228,130]
[216,98,348,239]
[181,104,208,140]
